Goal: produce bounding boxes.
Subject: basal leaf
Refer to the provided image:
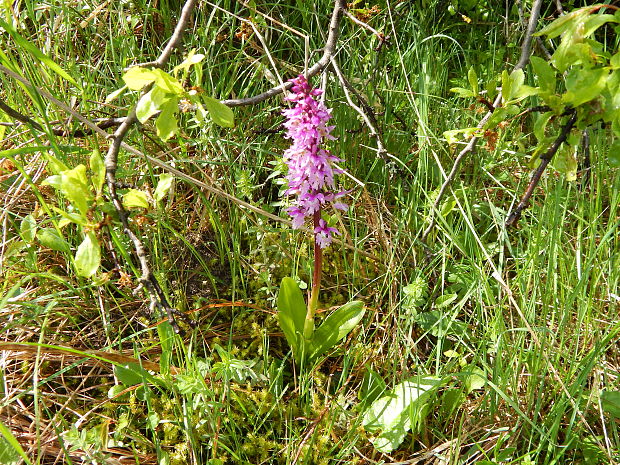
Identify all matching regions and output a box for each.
[203,96,235,128]
[362,376,443,453]
[277,278,308,361]
[309,300,365,361]
[74,232,101,277]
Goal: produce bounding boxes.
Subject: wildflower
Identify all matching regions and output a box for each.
[282,74,347,248]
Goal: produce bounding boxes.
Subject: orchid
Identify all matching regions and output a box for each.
[282,74,347,249]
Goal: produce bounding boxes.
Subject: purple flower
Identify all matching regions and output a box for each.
[282,75,347,248]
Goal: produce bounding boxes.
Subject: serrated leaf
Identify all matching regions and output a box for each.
[155,99,179,141]
[308,301,365,361]
[154,173,174,203]
[362,376,443,453]
[122,189,150,209]
[20,215,36,243]
[74,232,100,277]
[89,151,105,193]
[203,96,235,128]
[277,277,307,362]
[37,228,70,253]
[123,67,157,90]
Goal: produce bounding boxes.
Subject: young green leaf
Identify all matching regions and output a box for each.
[37,228,71,253]
[154,173,174,203]
[60,164,93,215]
[463,365,487,393]
[136,86,170,123]
[19,215,36,243]
[74,232,101,277]
[155,99,179,141]
[173,49,205,74]
[122,189,150,209]
[123,67,158,90]
[308,300,365,361]
[467,67,478,96]
[89,151,105,193]
[530,56,556,94]
[203,96,235,128]
[563,67,609,107]
[449,87,475,98]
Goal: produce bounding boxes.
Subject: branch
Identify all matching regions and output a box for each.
[220,0,347,107]
[505,111,577,227]
[421,0,543,243]
[329,57,387,157]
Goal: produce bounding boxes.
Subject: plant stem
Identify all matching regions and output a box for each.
[304,210,323,339]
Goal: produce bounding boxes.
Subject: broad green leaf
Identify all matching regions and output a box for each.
[449,87,475,98]
[123,67,157,90]
[173,49,205,74]
[42,174,62,189]
[463,365,487,393]
[467,67,478,96]
[583,14,617,38]
[60,164,92,215]
[155,99,179,141]
[0,18,77,86]
[151,69,185,95]
[277,277,307,360]
[37,228,70,253]
[563,67,609,107]
[122,189,150,209]
[136,86,170,123]
[108,384,126,398]
[113,362,157,386]
[530,56,556,94]
[74,232,101,277]
[611,52,620,70]
[203,96,235,128]
[309,300,365,361]
[20,214,36,243]
[552,36,593,73]
[89,151,105,193]
[362,376,443,453]
[601,390,620,418]
[484,105,519,130]
[154,173,174,203]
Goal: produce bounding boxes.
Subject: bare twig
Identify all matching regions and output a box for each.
[505,111,577,227]
[220,0,347,107]
[0,98,123,136]
[421,0,543,243]
[329,57,387,157]
[133,0,198,69]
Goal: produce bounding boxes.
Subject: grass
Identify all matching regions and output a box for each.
[1,1,619,464]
